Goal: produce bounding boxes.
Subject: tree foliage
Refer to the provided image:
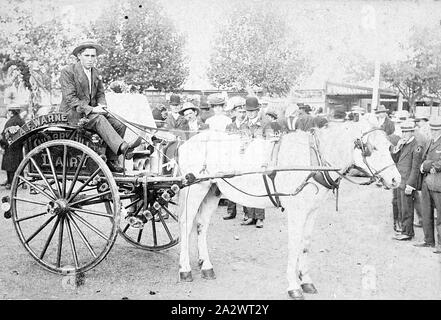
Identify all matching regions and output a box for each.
[88,0,188,92]
[382,26,441,114]
[207,6,307,96]
[0,0,79,109]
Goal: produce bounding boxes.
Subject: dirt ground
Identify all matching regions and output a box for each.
[1,170,440,301]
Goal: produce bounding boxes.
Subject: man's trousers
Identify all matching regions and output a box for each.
[85,114,126,162]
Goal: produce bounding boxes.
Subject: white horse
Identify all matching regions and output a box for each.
[175,117,401,300]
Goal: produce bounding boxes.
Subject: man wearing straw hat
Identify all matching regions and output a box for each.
[178,102,208,139]
[0,103,25,189]
[223,98,248,221]
[415,116,441,253]
[59,40,141,173]
[375,105,395,136]
[390,121,423,241]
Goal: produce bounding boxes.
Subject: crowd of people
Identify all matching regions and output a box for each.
[150,91,333,228]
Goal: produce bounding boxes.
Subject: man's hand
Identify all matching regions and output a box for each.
[91,105,107,115]
[405,185,414,195]
[430,167,437,174]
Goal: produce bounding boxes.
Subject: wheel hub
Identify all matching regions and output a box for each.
[47,199,70,215]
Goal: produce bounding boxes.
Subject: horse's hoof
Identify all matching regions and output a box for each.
[179,272,193,282]
[301,283,318,294]
[201,268,216,280]
[288,289,305,300]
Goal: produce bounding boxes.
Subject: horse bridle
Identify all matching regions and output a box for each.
[352,128,395,188]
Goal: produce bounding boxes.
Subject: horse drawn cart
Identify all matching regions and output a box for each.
[1,110,350,290]
[2,112,184,275]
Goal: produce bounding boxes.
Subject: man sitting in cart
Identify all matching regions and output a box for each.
[59,40,141,173]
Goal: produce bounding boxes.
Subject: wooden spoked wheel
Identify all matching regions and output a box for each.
[118,192,179,251]
[10,140,120,275]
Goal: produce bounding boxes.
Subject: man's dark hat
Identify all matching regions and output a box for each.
[200,95,209,109]
[245,97,260,111]
[169,94,181,106]
[299,104,311,113]
[72,40,104,57]
[266,111,278,119]
[415,115,429,122]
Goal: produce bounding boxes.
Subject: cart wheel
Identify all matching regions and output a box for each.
[11,140,120,275]
[118,196,179,251]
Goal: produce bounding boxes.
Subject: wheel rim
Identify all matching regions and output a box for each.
[118,194,179,251]
[11,140,120,275]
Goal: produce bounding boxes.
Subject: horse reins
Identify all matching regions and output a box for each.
[104,109,393,210]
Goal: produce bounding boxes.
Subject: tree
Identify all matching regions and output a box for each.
[0,0,80,112]
[207,5,307,96]
[341,53,375,84]
[382,26,441,115]
[88,0,188,92]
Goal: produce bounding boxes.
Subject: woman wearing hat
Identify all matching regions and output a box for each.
[205,93,232,132]
[59,40,141,173]
[0,104,25,189]
[263,111,283,138]
[294,105,315,131]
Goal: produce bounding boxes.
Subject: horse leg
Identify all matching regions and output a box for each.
[178,182,211,282]
[196,185,220,280]
[284,196,309,300]
[298,188,329,294]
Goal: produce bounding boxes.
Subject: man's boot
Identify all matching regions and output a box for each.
[107,160,125,173]
[223,201,237,220]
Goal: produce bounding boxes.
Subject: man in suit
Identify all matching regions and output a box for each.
[414,116,441,253]
[390,121,424,241]
[241,97,265,228]
[164,94,188,140]
[413,116,431,227]
[375,105,395,136]
[59,40,140,172]
[199,95,214,123]
[223,99,248,221]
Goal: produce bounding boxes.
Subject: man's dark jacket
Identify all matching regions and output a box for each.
[59,61,106,125]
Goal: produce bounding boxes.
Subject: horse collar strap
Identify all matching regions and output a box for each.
[310,131,341,191]
[262,170,284,211]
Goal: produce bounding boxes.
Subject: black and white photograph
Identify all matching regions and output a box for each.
[1,0,441,305]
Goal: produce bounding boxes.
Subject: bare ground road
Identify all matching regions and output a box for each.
[1,171,440,300]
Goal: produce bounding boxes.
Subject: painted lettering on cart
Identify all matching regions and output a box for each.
[29,133,91,149]
[11,113,69,142]
[40,153,88,169]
